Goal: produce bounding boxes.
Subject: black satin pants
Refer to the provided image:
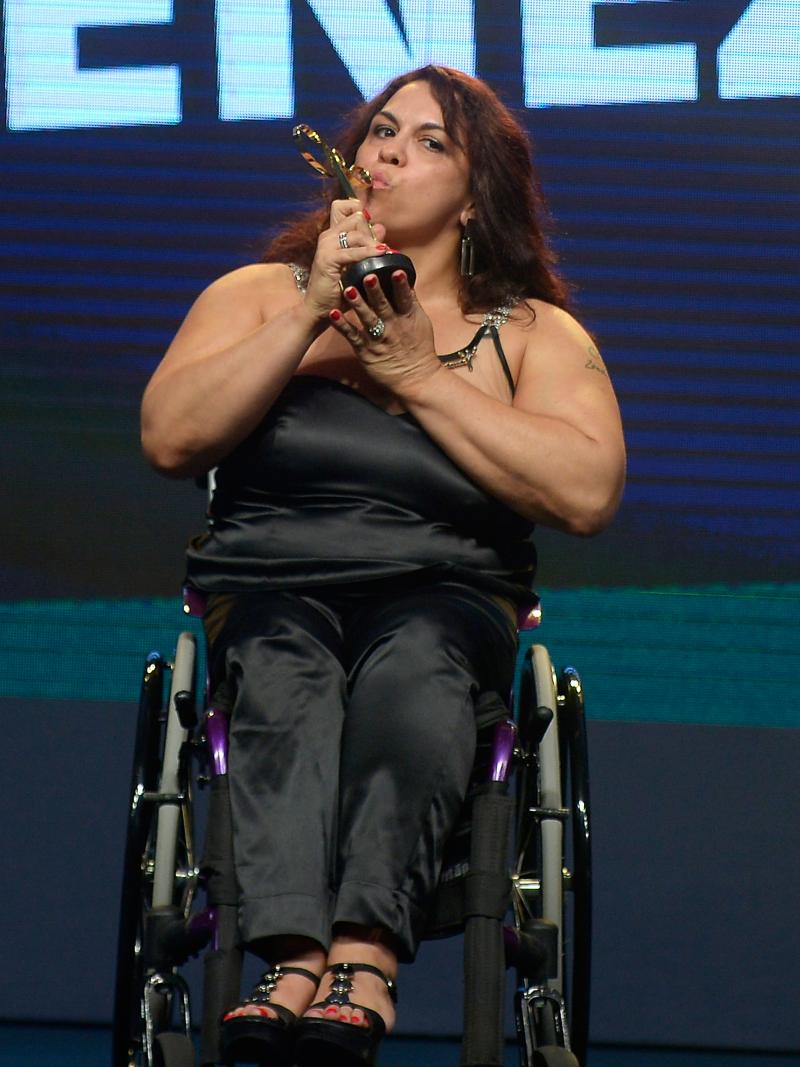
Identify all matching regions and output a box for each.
[203,578,517,962]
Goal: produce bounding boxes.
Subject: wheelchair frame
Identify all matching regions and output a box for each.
[113,603,591,1067]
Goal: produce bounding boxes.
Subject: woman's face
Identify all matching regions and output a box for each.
[353,80,473,245]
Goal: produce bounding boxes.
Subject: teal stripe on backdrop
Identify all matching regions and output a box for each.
[0,597,205,703]
[531,583,799,728]
[1,584,797,727]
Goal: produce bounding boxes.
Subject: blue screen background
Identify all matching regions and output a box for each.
[2,2,797,601]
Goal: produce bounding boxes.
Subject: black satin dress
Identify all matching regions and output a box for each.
[185,372,536,960]
[186,374,535,601]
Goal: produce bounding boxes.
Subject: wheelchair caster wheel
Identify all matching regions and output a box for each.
[153,1031,196,1067]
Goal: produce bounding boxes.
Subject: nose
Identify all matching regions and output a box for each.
[377,138,404,166]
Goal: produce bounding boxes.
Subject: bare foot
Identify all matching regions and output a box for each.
[303,927,398,1032]
[225,938,325,1023]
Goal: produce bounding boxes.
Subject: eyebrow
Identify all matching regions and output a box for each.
[375,109,448,136]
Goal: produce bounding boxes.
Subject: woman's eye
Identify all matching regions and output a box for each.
[373,124,395,138]
[422,137,444,152]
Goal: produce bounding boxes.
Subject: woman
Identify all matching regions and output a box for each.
[141,65,625,1067]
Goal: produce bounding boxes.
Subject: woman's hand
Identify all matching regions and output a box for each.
[304,199,387,322]
[328,270,443,400]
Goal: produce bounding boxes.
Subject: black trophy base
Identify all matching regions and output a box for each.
[344,252,416,310]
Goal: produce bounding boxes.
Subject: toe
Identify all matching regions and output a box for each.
[224,1004,274,1021]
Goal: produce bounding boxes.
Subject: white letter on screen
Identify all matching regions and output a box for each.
[306,0,475,99]
[522,0,698,107]
[216,0,293,120]
[5,0,180,130]
[718,1,800,99]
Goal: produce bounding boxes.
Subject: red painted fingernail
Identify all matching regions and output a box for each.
[329,308,342,322]
[392,270,406,281]
[344,286,358,300]
[365,275,378,289]
[363,208,371,220]
[375,243,388,252]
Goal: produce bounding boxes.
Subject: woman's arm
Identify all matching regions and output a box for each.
[141,200,385,478]
[330,274,626,534]
[141,264,318,477]
[403,307,625,533]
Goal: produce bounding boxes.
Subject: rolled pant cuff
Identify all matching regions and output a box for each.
[333,879,427,963]
[239,891,332,952]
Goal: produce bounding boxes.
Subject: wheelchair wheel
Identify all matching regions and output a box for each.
[512,644,590,1067]
[558,666,591,1065]
[113,633,199,1067]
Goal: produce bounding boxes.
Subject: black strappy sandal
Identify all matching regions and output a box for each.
[294,962,397,1067]
[220,964,320,1066]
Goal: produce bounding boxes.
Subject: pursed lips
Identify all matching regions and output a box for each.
[369,170,392,190]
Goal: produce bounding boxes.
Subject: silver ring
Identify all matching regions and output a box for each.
[367,318,385,339]
[338,231,349,250]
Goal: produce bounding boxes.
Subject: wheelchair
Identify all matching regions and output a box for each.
[113,593,591,1067]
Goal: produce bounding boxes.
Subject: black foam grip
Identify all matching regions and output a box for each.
[464,869,511,920]
[460,788,513,1066]
[200,775,239,905]
[464,790,513,917]
[462,918,506,1066]
[199,905,242,1067]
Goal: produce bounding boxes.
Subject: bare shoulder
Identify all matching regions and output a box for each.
[512,299,593,346]
[148,263,303,385]
[511,298,622,454]
[198,262,301,314]
[513,299,612,381]
[182,261,303,331]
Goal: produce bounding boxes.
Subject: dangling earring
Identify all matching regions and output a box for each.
[460,218,476,277]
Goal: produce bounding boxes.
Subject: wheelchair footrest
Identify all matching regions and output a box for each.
[144,906,212,969]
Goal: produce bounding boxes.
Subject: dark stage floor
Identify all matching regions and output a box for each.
[2,1025,799,1067]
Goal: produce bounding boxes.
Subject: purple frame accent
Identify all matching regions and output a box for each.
[490,720,517,783]
[517,598,542,631]
[205,708,229,777]
[188,906,218,949]
[182,585,207,619]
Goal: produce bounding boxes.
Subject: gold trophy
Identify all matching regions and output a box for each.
[293,123,416,308]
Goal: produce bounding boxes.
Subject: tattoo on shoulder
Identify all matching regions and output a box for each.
[585,345,608,376]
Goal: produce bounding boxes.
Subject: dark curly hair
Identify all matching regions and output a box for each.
[264,65,570,313]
